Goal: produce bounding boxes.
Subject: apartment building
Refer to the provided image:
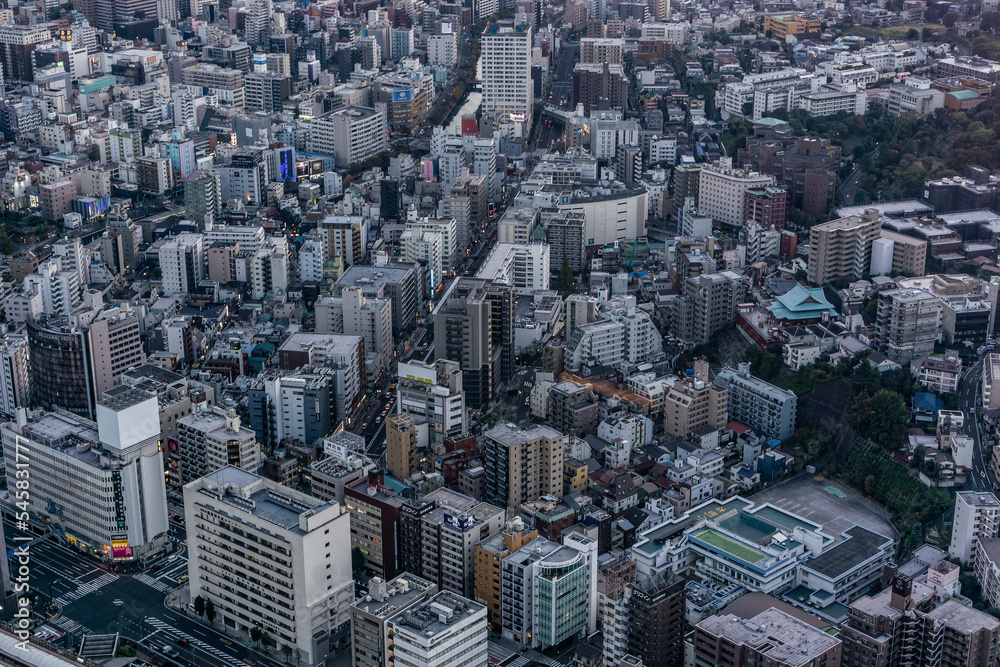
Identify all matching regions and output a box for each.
[385,414,417,481]
[0,334,29,419]
[482,423,564,509]
[692,607,841,667]
[350,573,437,667]
[672,271,748,346]
[315,286,393,385]
[566,296,663,370]
[175,408,259,484]
[473,518,539,632]
[986,354,1000,411]
[873,288,942,364]
[580,37,624,63]
[697,158,775,227]
[547,381,600,437]
[878,229,928,276]
[481,22,533,135]
[762,15,821,39]
[950,491,1000,564]
[335,264,418,333]
[0,390,169,561]
[475,242,550,296]
[913,350,962,393]
[714,364,797,442]
[807,209,882,285]
[160,232,206,295]
[398,488,504,598]
[181,64,245,106]
[344,471,406,580]
[664,374,728,440]
[184,467,353,666]
[309,106,388,167]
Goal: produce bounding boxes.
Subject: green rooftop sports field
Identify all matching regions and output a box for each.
[694,529,767,565]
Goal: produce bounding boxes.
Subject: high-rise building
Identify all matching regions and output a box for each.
[247,366,337,449]
[1,389,169,561]
[399,488,505,597]
[86,305,146,398]
[664,366,728,439]
[671,271,747,346]
[482,423,564,509]
[184,467,354,665]
[807,209,882,285]
[580,37,624,63]
[624,574,686,667]
[345,470,406,580]
[181,64,245,107]
[220,149,267,206]
[427,33,457,67]
[481,22,533,136]
[159,232,205,295]
[950,491,1000,564]
[0,24,52,82]
[318,215,367,267]
[714,364,797,442]
[0,334,30,420]
[387,591,488,667]
[349,573,438,667]
[137,156,174,196]
[874,288,942,364]
[335,264,418,334]
[314,286,392,384]
[175,407,259,484]
[572,62,629,114]
[386,414,417,481]
[841,575,1000,667]
[308,106,388,168]
[697,158,775,228]
[396,359,468,444]
[184,170,222,231]
[474,518,539,632]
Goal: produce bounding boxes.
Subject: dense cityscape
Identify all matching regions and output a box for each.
[4,0,1000,665]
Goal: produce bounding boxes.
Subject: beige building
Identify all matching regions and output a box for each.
[206,241,239,284]
[308,106,387,168]
[350,573,437,667]
[482,423,564,509]
[89,305,146,398]
[175,408,259,484]
[386,414,417,481]
[580,37,624,64]
[879,229,927,276]
[697,158,774,227]
[474,518,538,632]
[807,209,882,285]
[663,363,727,439]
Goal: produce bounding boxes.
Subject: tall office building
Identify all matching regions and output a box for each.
[807,209,882,285]
[433,279,492,410]
[481,22,533,136]
[1,389,169,561]
[246,366,336,449]
[482,423,564,509]
[350,573,437,667]
[86,305,146,398]
[385,414,417,481]
[0,24,52,82]
[185,467,354,666]
[474,518,539,632]
[160,232,205,295]
[184,169,221,230]
[0,334,30,420]
[344,470,406,580]
[874,288,943,364]
[175,407,259,484]
[697,158,776,228]
[664,369,728,439]
[220,150,267,206]
[398,488,505,597]
[308,106,388,168]
[625,575,686,667]
[314,286,392,384]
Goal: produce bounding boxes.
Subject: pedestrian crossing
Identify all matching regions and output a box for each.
[54,573,118,605]
[144,617,250,667]
[134,573,173,593]
[49,616,95,637]
[501,656,567,667]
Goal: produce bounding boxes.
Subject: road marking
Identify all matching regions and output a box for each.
[143,617,250,667]
[54,573,118,605]
[134,573,173,593]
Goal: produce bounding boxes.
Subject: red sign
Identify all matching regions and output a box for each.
[112,544,134,560]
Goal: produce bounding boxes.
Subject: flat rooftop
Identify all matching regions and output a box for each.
[390,591,485,639]
[697,608,841,665]
[337,264,413,287]
[485,423,563,446]
[801,525,892,579]
[351,573,436,618]
[198,466,330,534]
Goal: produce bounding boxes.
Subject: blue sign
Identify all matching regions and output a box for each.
[392,89,414,103]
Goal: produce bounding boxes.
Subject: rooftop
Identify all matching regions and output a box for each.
[351,573,436,619]
[697,608,841,665]
[389,591,485,639]
[801,525,892,579]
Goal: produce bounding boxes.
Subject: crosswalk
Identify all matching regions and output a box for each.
[134,573,174,593]
[144,617,250,667]
[54,573,118,605]
[501,656,567,667]
[48,616,95,637]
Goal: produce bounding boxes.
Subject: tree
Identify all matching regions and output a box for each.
[194,595,206,618]
[864,475,876,495]
[846,388,909,450]
[282,644,294,664]
[0,232,13,256]
[982,11,1000,35]
[205,599,216,624]
[250,626,262,645]
[943,11,960,28]
[557,256,575,297]
[907,27,920,39]
[351,546,365,578]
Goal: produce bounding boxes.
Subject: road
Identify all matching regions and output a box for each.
[960,357,995,492]
[548,42,578,109]
[839,145,880,206]
[4,520,285,667]
[536,118,564,151]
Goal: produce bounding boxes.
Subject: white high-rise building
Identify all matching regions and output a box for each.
[950,491,1000,564]
[23,258,80,317]
[176,407,260,484]
[184,467,353,666]
[160,232,205,295]
[250,236,289,298]
[1,389,169,561]
[401,229,444,291]
[698,158,775,227]
[482,22,533,137]
[870,237,894,276]
[315,287,393,385]
[427,33,458,67]
[406,218,459,265]
[0,334,29,420]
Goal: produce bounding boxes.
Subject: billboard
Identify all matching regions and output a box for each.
[111,535,134,560]
[392,89,415,103]
[443,513,475,531]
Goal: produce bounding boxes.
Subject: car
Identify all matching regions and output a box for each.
[178,575,189,585]
[177,639,190,648]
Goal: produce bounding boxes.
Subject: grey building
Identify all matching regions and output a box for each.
[349,573,438,667]
[335,264,418,334]
[671,271,747,346]
[546,211,586,274]
[874,288,942,364]
[183,169,221,231]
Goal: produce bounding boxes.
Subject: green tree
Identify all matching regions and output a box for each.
[907,27,919,39]
[0,232,13,256]
[982,11,1000,34]
[557,257,575,296]
[943,11,960,28]
[205,599,216,624]
[864,475,876,495]
[250,626,263,645]
[846,388,909,450]
[194,595,206,618]
[351,546,365,577]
